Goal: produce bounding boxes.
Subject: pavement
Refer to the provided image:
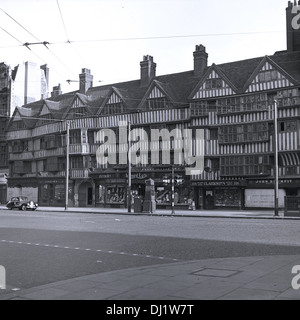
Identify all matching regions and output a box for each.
[0,206,299,300]
[23,205,300,220]
[0,254,299,300]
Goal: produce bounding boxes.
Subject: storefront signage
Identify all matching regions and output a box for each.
[125,173,148,180]
[247,179,300,187]
[132,173,148,180]
[245,189,285,208]
[192,181,243,187]
[98,174,112,179]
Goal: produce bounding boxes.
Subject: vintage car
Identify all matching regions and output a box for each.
[6,197,38,211]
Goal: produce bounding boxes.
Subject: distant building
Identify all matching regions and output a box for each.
[4,2,300,209]
[11,61,49,114]
[0,62,11,203]
[0,61,49,203]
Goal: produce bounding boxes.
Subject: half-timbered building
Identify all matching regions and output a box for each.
[5,1,300,210]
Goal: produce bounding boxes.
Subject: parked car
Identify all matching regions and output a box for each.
[6,197,38,211]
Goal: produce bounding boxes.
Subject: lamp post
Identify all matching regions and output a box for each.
[128,121,132,213]
[65,121,70,211]
[163,166,175,215]
[171,166,175,215]
[274,99,279,217]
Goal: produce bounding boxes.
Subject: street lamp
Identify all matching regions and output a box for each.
[65,121,70,211]
[274,99,279,217]
[163,166,178,215]
[128,121,132,213]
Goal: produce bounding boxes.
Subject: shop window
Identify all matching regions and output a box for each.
[97,185,106,204]
[106,186,125,204]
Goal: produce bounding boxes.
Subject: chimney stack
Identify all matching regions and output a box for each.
[51,84,62,99]
[193,44,208,77]
[140,55,156,87]
[79,68,93,94]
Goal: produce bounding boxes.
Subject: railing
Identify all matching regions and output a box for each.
[34,147,65,159]
[9,152,34,161]
[69,144,90,154]
[70,169,89,179]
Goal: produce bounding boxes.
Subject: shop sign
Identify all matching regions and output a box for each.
[247,179,300,188]
[98,174,112,179]
[191,181,243,187]
[131,173,148,180]
[40,179,63,185]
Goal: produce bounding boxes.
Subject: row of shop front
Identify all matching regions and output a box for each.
[7,170,300,210]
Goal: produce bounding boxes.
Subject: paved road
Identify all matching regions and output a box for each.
[0,209,300,294]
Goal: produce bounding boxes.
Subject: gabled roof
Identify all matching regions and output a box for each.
[188,63,238,100]
[6,49,300,131]
[242,55,298,92]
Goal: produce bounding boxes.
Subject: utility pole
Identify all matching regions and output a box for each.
[274,99,279,217]
[171,166,175,215]
[128,121,132,213]
[65,121,70,211]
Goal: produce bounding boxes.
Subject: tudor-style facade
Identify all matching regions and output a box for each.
[5,2,300,210]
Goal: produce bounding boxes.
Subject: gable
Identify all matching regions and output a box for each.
[192,69,236,99]
[71,96,85,109]
[12,112,23,122]
[148,86,166,99]
[245,61,295,93]
[107,92,123,104]
[40,104,51,116]
[100,90,125,115]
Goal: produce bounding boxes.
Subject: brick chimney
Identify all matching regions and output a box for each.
[79,68,93,94]
[140,55,156,87]
[193,44,208,77]
[51,84,62,99]
[286,1,300,52]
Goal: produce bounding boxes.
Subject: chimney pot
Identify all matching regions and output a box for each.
[51,84,62,98]
[140,55,156,87]
[193,44,208,77]
[79,68,93,93]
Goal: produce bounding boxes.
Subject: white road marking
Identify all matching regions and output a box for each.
[0,239,180,262]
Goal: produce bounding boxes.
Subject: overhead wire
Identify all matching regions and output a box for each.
[55,0,87,67]
[0,6,76,84]
[0,8,40,42]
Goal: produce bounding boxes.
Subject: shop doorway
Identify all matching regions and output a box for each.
[0,185,7,204]
[78,182,93,207]
[204,190,215,210]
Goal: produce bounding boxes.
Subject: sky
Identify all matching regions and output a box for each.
[0,0,289,94]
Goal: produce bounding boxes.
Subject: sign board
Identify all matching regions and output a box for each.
[245,189,285,208]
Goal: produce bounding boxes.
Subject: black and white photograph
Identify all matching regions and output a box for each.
[0,0,300,304]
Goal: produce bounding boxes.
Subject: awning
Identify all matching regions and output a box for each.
[279,152,300,167]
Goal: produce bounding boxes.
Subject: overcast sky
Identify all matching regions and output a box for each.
[0,0,289,94]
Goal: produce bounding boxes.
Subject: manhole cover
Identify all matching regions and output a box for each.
[191,268,240,278]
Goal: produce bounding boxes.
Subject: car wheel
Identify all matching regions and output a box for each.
[21,205,27,211]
